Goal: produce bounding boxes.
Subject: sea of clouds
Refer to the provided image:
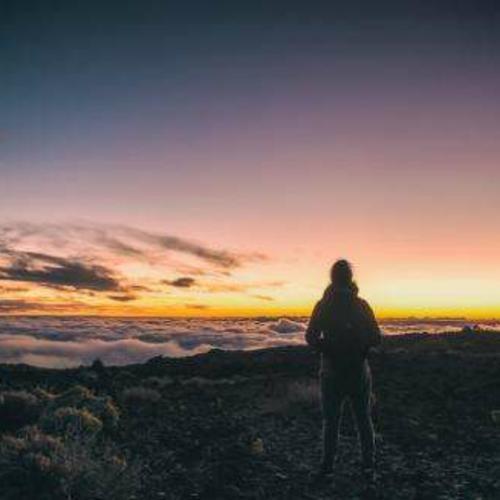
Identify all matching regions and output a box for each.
[0,316,498,368]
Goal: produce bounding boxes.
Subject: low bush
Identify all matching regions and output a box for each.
[121,386,161,409]
[32,388,56,403]
[41,407,103,436]
[48,385,93,408]
[0,426,140,500]
[45,385,120,431]
[0,391,42,431]
[143,375,175,389]
[0,427,64,499]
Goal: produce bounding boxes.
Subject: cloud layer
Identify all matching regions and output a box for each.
[0,222,259,269]
[0,316,496,368]
[0,316,307,367]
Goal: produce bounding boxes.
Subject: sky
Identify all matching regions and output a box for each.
[1,1,500,318]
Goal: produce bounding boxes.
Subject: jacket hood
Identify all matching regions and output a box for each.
[322,282,359,301]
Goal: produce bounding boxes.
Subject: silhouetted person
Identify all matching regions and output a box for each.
[305,259,382,483]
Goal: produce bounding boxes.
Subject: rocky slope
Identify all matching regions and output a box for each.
[0,330,499,499]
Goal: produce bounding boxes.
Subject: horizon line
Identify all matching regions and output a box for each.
[1,313,499,322]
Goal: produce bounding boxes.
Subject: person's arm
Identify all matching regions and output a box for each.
[360,299,382,350]
[305,301,325,352]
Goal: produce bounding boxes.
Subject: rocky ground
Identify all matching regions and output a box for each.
[1,330,499,499]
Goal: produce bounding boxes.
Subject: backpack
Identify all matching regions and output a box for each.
[320,295,368,362]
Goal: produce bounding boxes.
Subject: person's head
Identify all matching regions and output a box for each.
[330,259,354,288]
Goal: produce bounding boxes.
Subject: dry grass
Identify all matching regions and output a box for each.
[258,377,319,415]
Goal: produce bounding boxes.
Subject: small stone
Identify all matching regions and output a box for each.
[250,437,265,455]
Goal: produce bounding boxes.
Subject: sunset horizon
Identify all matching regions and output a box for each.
[1,3,500,497]
[2,2,500,319]
[1,219,499,320]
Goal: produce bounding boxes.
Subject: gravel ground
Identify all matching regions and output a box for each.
[117,332,500,499]
[1,331,499,499]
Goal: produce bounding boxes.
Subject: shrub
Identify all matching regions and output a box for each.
[113,370,135,387]
[41,407,103,436]
[0,426,140,500]
[79,370,99,385]
[0,391,42,431]
[0,427,64,499]
[45,386,120,431]
[121,386,161,409]
[143,375,175,389]
[85,397,120,430]
[32,388,56,403]
[91,358,105,372]
[53,435,141,500]
[48,385,94,409]
[57,439,139,500]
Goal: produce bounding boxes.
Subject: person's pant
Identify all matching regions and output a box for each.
[320,364,375,469]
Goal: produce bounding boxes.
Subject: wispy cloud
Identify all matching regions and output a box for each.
[163,277,284,298]
[0,222,264,269]
[0,222,272,314]
[202,281,284,293]
[114,226,259,268]
[185,303,211,310]
[252,294,275,302]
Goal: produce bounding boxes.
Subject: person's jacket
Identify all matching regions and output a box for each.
[305,284,382,372]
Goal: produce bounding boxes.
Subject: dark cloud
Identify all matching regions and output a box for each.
[154,236,248,268]
[129,284,153,292]
[165,277,197,288]
[108,294,137,302]
[0,285,29,293]
[186,304,210,310]
[0,299,82,313]
[0,250,122,292]
[0,300,41,312]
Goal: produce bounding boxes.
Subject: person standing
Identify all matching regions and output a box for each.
[305,260,382,483]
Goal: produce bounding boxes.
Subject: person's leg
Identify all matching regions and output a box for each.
[349,368,375,470]
[320,375,344,472]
